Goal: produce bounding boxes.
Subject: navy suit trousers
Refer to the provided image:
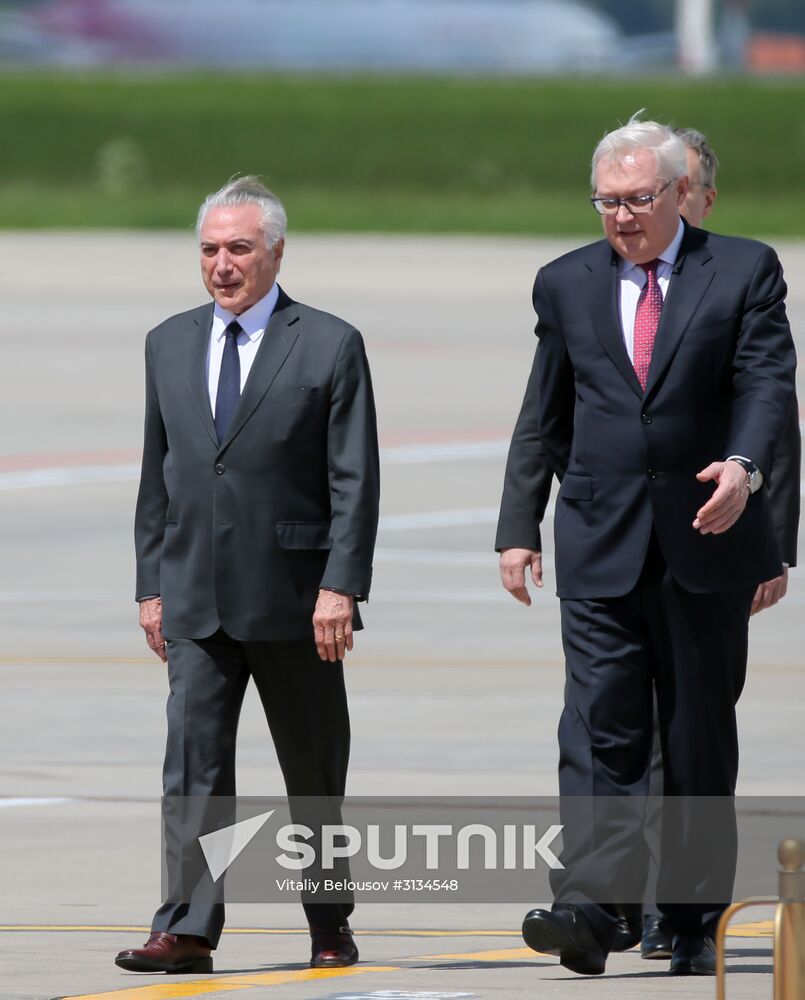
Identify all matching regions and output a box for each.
[552,533,754,945]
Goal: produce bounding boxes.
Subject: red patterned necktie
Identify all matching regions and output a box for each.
[632,259,662,391]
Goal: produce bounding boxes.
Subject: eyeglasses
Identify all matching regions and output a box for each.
[590,179,673,216]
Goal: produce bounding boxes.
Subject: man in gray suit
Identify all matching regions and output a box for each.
[115,177,380,974]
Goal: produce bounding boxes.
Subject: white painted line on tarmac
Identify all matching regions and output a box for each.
[369,590,514,604]
[0,463,140,491]
[0,440,510,492]
[375,548,494,566]
[379,507,501,531]
[382,439,509,464]
[0,797,74,808]
[0,590,121,603]
[2,438,804,505]
[0,585,557,606]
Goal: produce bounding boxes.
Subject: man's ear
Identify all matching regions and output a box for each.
[703,188,717,220]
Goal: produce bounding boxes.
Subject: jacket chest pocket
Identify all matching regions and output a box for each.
[681,316,737,348]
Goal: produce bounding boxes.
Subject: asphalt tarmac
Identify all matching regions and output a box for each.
[1,232,803,1000]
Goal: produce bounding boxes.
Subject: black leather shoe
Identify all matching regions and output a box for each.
[115,931,213,973]
[610,904,643,952]
[669,932,716,976]
[522,905,606,975]
[310,926,359,968]
[641,914,674,960]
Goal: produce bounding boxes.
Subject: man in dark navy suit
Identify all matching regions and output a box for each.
[674,126,799,616]
[496,119,795,976]
[622,126,803,963]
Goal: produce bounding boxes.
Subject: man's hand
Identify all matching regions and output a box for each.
[313,590,355,662]
[499,548,543,606]
[139,597,167,662]
[751,566,789,616]
[693,461,750,535]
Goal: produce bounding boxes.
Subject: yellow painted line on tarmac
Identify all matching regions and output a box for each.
[0,926,307,934]
[0,920,773,937]
[24,925,781,1000]
[348,929,518,938]
[408,925,776,963]
[0,925,521,937]
[726,919,774,937]
[410,946,536,962]
[61,966,398,1000]
[0,926,154,933]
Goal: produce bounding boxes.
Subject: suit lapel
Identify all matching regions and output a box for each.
[585,244,644,400]
[217,287,300,452]
[185,303,218,446]
[644,226,714,398]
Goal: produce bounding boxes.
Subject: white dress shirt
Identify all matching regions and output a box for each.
[618,219,685,362]
[207,282,280,415]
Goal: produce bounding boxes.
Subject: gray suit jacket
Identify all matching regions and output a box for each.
[135,286,380,641]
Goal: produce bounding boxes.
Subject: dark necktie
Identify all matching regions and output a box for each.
[632,259,662,391]
[214,320,242,443]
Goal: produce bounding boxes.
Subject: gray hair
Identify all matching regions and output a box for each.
[591,115,688,190]
[196,176,287,248]
[673,127,719,189]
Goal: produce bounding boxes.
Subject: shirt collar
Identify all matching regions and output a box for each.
[212,282,280,342]
[619,218,685,276]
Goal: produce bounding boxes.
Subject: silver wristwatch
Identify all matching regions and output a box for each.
[727,456,764,494]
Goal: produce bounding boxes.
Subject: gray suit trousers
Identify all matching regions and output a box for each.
[152,631,352,948]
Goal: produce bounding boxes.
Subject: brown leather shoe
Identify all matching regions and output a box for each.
[115,931,213,973]
[310,926,359,968]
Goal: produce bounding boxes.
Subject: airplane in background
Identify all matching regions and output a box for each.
[1,0,625,72]
[0,0,166,64]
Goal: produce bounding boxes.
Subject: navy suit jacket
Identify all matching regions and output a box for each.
[496,224,797,599]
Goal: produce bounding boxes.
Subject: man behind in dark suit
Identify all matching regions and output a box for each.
[675,126,800,616]
[627,126,802,962]
[115,177,380,974]
[496,120,795,976]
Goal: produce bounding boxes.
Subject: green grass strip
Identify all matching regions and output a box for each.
[2,73,804,235]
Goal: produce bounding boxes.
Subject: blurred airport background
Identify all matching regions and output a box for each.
[0,0,805,237]
[0,0,803,75]
[0,0,802,235]
[1,13,803,995]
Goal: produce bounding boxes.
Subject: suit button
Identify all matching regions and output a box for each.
[647,469,657,480]
[641,412,653,424]
[215,464,225,475]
